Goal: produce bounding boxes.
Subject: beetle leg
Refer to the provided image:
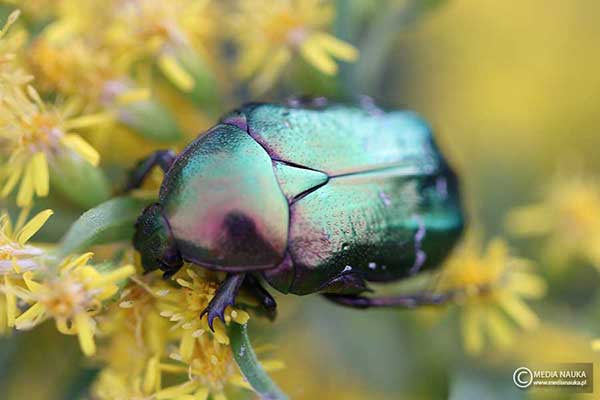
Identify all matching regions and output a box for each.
[125,150,176,191]
[357,95,385,116]
[317,271,371,295]
[285,95,328,109]
[244,275,277,310]
[242,275,277,320]
[322,291,454,309]
[201,273,246,331]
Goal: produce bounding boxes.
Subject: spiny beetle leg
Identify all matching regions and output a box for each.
[317,270,372,295]
[322,291,453,310]
[125,149,176,191]
[285,95,328,109]
[243,274,277,320]
[201,273,246,331]
[357,95,384,116]
[162,269,178,280]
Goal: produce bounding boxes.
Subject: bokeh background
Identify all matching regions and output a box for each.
[1,0,600,399]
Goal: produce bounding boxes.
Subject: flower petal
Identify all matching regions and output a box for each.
[4,276,17,327]
[143,355,160,394]
[499,293,539,330]
[60,134,100,166]
[75,313,96,356]
[158,54,195,92]
[62,112,114,130]
[300,36,337,75]
[16,160,35,207]
[16,209,53,244]
[462,307,483,354]
[88,264,135,289]
[0,163,23,198]
[155,381,199,399]
[15,302,46,329]
[313,32,358,61]
[115,88,151,105]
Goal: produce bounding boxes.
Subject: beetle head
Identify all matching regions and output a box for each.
[133,203,182,275]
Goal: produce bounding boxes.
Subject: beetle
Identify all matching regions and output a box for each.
[129,99,464,328]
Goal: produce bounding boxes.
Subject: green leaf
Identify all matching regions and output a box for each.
[58,196,152,257]
[229,323,288,400]
[119,100,183,142]
[49,154,111,209]
[174,47,221,116]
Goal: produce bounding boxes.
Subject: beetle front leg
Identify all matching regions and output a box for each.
[322,291,453,309]
[201,273,246,331]
[125,150,176,191]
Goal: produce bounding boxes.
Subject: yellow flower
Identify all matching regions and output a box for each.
[93,276,171,399]
[93,266,276,400]
[157,266,250,347]
[0,83,108,207]
[156,325,283,400]
[104,0,218,92]
[29,12,151,107]
[150,266,261,399]
[13,253,135,356]
[232,0,358,93]
[155,340,259,400]
[28,37,119,102]
[506,175,600,269]
[0,208,52,332]
[437,237,546,354]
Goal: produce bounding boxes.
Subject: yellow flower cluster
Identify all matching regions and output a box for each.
[91,265,271,400]
[0,209,134,356]
[1,6,299,397]
[0,205,259,398]
[14,253,135,356]
[0,10,110,207]
[1,0,358,207]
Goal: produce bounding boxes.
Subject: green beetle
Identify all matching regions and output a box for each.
[130,99,464,328]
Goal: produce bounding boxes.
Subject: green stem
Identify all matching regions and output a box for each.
[350,0,448,95]
[229,324,288,400]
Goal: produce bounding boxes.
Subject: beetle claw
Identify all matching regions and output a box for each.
[200,304,229,332]
[200,273,246,332]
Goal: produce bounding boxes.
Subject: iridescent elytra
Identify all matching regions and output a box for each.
[130,99,464,328]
